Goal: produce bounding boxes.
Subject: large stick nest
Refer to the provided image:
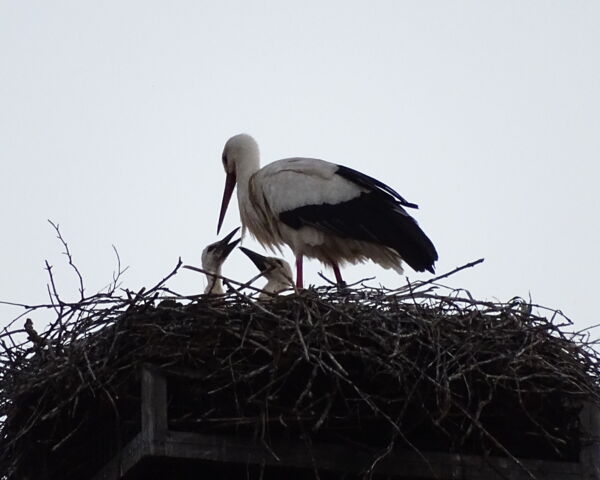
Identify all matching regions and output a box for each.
[1,260,599,479]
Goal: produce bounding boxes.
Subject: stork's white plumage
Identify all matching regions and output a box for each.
[217,134,438,288]
[200,227,241,294]
[239,247,294,299]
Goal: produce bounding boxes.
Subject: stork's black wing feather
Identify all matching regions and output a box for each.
[335,165,419,209]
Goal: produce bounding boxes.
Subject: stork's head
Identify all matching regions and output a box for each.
[218,134,260,234]
[239,247,294,293]
[221,134,259,174]
[201,227,241,275]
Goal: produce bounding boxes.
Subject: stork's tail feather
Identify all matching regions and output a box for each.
[386,213,438,274]
[354,195,438,274]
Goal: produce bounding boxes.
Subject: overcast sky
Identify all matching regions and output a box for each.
[1,1,599,334]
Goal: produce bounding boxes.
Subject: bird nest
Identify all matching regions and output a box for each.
[0,260,599,479]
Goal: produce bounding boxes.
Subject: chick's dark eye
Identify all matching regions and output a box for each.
[222,153,228,167]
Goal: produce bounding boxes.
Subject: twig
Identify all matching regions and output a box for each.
[48,220,85,300]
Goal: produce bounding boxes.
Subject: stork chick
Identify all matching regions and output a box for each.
[239,247,294,299]
[201,227,241,294]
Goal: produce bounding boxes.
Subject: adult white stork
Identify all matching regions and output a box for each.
[217,134,438,288]
[239,247,294,298]
[200,227,241,294]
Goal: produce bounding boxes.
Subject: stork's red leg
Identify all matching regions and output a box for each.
[295,254,303,289]
[331,262,344,286]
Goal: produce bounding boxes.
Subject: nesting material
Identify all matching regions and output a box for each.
[0,264,599,479]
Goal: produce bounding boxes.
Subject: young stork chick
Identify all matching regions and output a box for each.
[239,247,294,299]
[201,227,241,294]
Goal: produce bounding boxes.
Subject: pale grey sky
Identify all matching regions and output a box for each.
[1,1,599,332]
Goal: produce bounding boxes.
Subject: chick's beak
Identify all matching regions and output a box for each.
[239,247,269,272]
[215,227,241,261]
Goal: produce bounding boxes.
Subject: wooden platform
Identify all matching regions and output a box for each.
[91,367,600,480]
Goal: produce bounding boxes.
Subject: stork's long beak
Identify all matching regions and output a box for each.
[239,247,269,272]
[217,172,237,234]
[215,227,241,260]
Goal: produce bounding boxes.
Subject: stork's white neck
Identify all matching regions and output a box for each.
[204,269,224,294]
[235,149,260,193]
[234,146,261,234]
[258,264,294,299]
[262,278,290,295]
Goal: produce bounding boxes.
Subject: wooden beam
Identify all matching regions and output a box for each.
[157,430,583,479]
[580,403,600,480]
[141,366,167,453]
